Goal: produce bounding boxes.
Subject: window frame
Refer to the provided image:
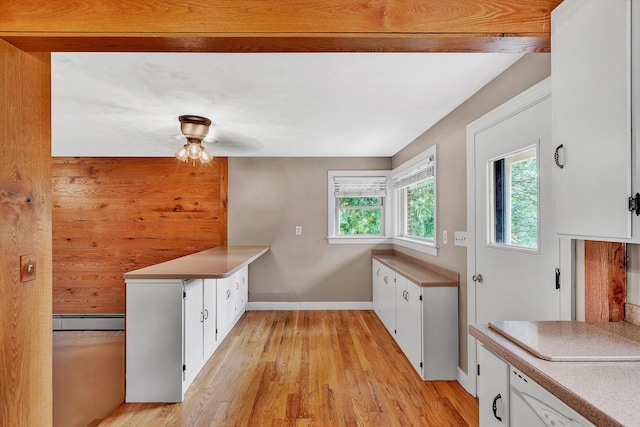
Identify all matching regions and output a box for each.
[327,170,392,244]
[392,145,438,256]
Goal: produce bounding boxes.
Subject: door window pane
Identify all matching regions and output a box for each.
[490,146,538,249]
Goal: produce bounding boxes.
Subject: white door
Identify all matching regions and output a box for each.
[395,278,422,376]
[474,94,560,324]
[183,279,204,388]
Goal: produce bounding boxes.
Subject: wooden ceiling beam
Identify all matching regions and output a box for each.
[1,0,562,53]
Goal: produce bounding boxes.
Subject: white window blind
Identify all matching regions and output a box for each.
[333,176,387,197]
[393,155,434,189]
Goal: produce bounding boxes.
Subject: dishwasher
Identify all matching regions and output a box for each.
[509,367,595,427]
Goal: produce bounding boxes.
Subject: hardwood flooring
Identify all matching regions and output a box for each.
[99,310,478,426]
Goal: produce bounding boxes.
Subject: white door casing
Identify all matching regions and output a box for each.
[465,77,573,396]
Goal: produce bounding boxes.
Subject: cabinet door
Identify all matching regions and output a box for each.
[237,266,248,315]
[203,278,217,359]
[552,0,632,239]
[183,279,204,389]
[372,260,383,317]
[478,344,509,427]
[380,266,396,335]
[216,276,234,342]
[395,277,422,376]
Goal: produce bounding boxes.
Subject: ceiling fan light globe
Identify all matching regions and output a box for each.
[187,142,202,159]
[175,144,189,162]
[199,148,213,163]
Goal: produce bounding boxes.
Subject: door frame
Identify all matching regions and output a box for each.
[464,77,573,396]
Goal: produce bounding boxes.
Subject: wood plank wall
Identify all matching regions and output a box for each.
[52,157,228,314]
[585,241,626,322]
[0,40,52,426]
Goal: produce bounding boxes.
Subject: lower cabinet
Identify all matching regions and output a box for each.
[372,259,397,336]
[126,271,249,403]
[478,344,595,427]
[372,258,458,381]
[478,344,509,426]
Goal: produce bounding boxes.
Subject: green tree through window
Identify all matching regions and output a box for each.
[338,197,382,235]
[406,179,434,239]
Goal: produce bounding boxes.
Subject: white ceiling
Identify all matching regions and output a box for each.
[51,52,523,158]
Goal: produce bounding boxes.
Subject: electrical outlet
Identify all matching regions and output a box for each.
[454,231,467,247]
[442,230,448,244]
[295,226,302,235]
[20,255,37,283]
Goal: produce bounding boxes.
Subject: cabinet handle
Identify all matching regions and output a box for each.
[492,394,503,422]
[472,274,483,284]
[383,276,388,284]
[200,311,204,323]
[242,277,246,285]
[376,268,380,277]
[235,282,239,290]
[554,144,566,169]
[226,289,231,300]
[204,309,209,320]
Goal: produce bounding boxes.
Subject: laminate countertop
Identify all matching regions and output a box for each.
[123,246,269,280]
[372,251,459,287]
[470,321,640,427]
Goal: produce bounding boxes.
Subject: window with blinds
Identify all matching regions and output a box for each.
[328,173,388,239]
[394,147,436,243]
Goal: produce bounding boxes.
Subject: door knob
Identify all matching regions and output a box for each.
[472,274,483,284]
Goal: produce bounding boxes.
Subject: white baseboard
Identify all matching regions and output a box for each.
[247,301,373,311]
[458,368,475,397]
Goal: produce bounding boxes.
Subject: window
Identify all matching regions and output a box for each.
[489,145,538,250]
[392,146,437,255]
[327,172,390,243]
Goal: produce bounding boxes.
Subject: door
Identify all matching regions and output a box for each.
[474,94,560,324]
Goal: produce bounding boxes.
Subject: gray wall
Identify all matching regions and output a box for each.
[228,53,551,375]
[229,157,391,303]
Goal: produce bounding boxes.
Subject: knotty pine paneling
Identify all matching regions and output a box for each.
[585,241,626,322]
[0,40,52,427]
[52,157,228,314]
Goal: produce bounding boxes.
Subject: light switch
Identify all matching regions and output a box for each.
[20,255,36,283]
[443,230,448,245]
[454,231,467,247]
[295,226,302,235]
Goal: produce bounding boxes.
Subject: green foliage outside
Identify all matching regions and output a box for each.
[338,197,382,235]
[509,157,538,248]
[406,179,435,239]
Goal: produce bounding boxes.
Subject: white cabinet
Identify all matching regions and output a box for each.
[372,259,396,336]
[216,275,235,341]
[203,278,218,359]
[552,0,639,241]
[395,275,422,374]
[371,257,458,381]
[183,279,205,388]
[478,344,509,427]
[233,266,249,322]
[477,346,595,427]
[126,271,249,402]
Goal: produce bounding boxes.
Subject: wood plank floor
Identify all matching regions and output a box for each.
[99,310,478,426]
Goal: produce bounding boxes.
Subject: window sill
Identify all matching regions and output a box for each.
[392,237,438,256]
[327,236,392,245]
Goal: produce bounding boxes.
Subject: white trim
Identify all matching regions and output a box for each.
[465,77,553,397]
[457,368,470,394]
[392,236,438,256]
[327,237,392,245]
[248,301,373,311]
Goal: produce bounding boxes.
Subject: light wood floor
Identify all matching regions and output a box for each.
[99,310,478,426]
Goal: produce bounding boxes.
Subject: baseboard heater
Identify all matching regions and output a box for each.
[52,313,124,331]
